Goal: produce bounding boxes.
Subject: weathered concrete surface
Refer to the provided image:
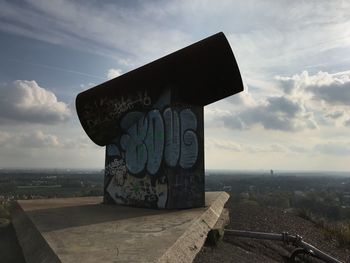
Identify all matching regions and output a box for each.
[205,208,230,246]
[12,192,229,263]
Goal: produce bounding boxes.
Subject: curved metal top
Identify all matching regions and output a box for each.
[76,32,243,146]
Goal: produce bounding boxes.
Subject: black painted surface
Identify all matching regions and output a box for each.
[76,32,243,209]
[76,32,243,146]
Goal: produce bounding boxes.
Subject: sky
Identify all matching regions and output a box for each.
[0,0,349,171]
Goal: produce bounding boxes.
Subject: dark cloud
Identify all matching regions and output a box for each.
[0,80,71,124]
[275,76,296,94]
[308,82,350,105]
[266,97,300,116]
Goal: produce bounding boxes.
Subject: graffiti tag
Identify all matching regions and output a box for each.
[82,90,151,130]
[120,107,198,175]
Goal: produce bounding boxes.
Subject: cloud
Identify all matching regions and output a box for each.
[0,130,61,148]
[309,82,350,105]
[325,111,344,119]
[275,70,350,128]
[206,138,295,153]
[210,70,350,132]
[276,70,350,105]
[206,138,242,152]
[0,128,101,149]
[222,95,317,132]
[2,0,348,74]
[0,0,192,66]
[18,131,61,148]
[107,68,122,80]
[226,90,257,108]
[0,80,71,124]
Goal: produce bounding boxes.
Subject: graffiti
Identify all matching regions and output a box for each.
[179,109,198,169]
[100,90,203,209]
[120,115,148,174]
[82,90,151,130]
[120,107,198,175]
[164,108,180,167]
[104,104,200,208]
[105,158,127,187]
[106,166,168,208]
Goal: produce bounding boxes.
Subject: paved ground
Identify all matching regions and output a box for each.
[11,192,228,263]
[0,221,25,263]
[1,196,349,262]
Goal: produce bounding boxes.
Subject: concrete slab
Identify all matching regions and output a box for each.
[12,192,229,263]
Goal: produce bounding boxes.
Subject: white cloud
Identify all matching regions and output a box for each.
[18,131,61,148]
[0,130,61,148]
[0,0,347,74]
[325,111,344,119]
[276,70,350,127]
[276,70,350,105]
[0,80,71,124]
[209,70,350,132]
[206,138,242,152]
[226,90,258,108]
[0,0,192,67]
[0,1,350,170]
[107,68,122,80]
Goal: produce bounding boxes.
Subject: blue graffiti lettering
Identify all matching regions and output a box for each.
[145,110,164,175]
[120,107,198,175]
[120,115,148,174]
[179,109,198,169]
[164,108,180,167]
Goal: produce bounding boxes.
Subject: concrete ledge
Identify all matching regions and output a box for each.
[11,201,61,263]
[12,192,229,263]
[158,192,229,262]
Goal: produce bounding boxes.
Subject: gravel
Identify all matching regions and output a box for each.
[194,200,349,263]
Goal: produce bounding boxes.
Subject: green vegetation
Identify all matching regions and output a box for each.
[205,171,350,248]
[297,208,350,248]
[0,170,103,200]
[0,203,10,220]
[1,169,350,249]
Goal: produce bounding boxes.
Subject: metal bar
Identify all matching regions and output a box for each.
[224,229,343,263]
[299,240,343,263]
[224,229,287,242]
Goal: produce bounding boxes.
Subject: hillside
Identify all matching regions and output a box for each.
[194,200,349,262]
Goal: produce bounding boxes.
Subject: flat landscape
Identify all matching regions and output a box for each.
[1,169,350,262]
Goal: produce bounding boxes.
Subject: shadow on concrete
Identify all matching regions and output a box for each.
[0,223,25,263]
[26,203,179,232]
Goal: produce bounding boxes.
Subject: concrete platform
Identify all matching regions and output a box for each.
[11,192,229,263]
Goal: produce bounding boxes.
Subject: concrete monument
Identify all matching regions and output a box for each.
[76,32,243,209]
